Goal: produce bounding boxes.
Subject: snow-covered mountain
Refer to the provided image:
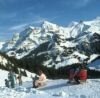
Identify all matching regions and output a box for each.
[1,17,100,69]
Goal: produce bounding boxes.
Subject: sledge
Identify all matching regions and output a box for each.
[36,83,47,90]
[36,79,52,90]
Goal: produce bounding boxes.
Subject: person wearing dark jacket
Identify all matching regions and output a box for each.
[8,71,15,88]
[74,64,87,84]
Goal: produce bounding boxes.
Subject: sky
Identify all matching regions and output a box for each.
[0,0,100,41]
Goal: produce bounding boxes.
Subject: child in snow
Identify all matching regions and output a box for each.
[68,63,87,84]
[34,70,47,88]
[32,75,39,88]
[17,74,22,86]
[5,79,10,88]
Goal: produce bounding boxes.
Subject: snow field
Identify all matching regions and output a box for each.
[0,69,100,98]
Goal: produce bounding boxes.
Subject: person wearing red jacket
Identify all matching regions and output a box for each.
[75,64,87,84]
[68,64,87,84]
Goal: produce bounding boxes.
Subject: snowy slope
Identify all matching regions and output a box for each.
[85,17,100,34]
[0,68,100,98]
[0,78,100,98]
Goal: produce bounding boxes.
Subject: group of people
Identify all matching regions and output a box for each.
[5,71,22,88]
[5,69,47,89]
[32,63,87,88]
[5,62,87,88]
[67,63,87,84]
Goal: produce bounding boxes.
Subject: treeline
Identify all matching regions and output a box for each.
[17,57,100,79]
[0,52,27,76]
[0,52,100,79]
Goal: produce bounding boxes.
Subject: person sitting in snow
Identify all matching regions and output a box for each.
[68,63,87,84]
[17,73,22,86]
[33,70,47,88]
[5,79,10,88]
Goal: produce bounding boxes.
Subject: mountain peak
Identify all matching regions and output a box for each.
[43,21,53,25]
[42,21,57,27]
[68,21,78,27]
[29,26,35,29]
[41,21,59,32]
